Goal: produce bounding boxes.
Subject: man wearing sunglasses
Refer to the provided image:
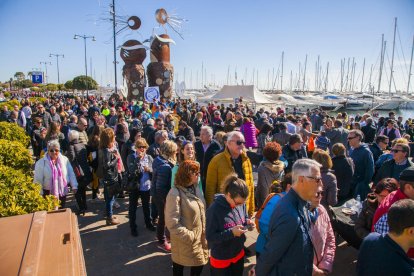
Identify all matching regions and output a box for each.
[348,130,374,200]
[375,143,413,184]
[206,131,255,217]
[256,159,322,276]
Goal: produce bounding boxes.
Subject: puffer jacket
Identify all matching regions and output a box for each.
[256,160,285,208]
[310,205,336,274]
[34,154,78,193]
[241,121,258,148]
[151,155,174,198]
[354,194,378,240]
[165,186,208,266]
[320,168,338,208]
[205,148,255,217]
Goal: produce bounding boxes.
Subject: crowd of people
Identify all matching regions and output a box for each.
[2,92,414,275]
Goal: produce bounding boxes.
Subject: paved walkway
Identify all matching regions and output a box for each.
[66,191,358,276]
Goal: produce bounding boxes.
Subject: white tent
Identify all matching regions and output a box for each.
[208,85,276,103]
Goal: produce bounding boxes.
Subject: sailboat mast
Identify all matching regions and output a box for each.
[302,54,308,92]
[389,17,397,96]
[378,34,385,93]
[290,70,293,92]
[281,51,284,92]
[360,58,366,92]
[325,62,329,92]
[407,35,414,94]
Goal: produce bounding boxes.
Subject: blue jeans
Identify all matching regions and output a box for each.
[103,184,116,218]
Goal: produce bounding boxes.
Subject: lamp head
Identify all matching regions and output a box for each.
[73,35,78,39]
[92,36,96,42]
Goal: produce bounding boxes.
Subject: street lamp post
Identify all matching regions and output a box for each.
[73,34,95,98]
[40,61,51,84]
[49,53,64,84]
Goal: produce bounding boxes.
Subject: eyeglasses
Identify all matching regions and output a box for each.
[231,140,246,146]
[49,149,59,153]
[347,136,357,140]
[304,175,322,183]
[316,191,324,198]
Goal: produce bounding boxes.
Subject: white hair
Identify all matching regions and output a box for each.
[226,131,243,142]
[47,140,60,150]
[147,118,154,126]
[68,130,80,142]
[292,159,322,185]
[201,126,213,138]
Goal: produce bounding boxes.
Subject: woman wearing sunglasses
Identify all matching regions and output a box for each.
[127,138,155,237]
[309,185,336,276]
[165,160,208,276]
[34,140,78,209]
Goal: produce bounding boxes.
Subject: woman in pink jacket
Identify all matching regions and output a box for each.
[240,117,258,149]
[309,185,336,275]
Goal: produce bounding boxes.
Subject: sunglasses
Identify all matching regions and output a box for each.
[49,149,59,153]
[137,146,147,149]
[304,175,322,183]
[232,140,246,146]
[347,136,357,140]
[391,149,403,153]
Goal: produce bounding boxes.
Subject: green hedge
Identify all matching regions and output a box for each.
[0,165,59,217]
[0,122,30,146]
[0,99,21,111]
[0,139,33,172]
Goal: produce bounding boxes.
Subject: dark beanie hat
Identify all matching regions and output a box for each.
[399,167,414,182]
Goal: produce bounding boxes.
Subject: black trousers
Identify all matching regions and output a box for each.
[172,262,204,276]
[75,184,87,211]
[153,195,169,243]
[210,257,244,276]
[129,190,151,230]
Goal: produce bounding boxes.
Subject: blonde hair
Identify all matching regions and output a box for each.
[160,140,178,164]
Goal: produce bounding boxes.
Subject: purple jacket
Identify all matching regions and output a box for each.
[241,122,258,148]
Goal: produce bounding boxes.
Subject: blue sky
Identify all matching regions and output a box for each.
[1,0,413,92]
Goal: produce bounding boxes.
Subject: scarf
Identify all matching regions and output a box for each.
[308,208,319,224]
[47,154,68,197]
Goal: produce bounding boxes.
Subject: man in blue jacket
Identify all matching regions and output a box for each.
[348,130,374,200]
[255,159,322,276]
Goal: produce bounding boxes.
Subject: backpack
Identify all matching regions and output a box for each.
[255,192,285,233]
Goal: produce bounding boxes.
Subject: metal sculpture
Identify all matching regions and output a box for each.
[120,16,148,101]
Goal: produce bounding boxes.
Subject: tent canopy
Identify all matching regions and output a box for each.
[209,85,275,103]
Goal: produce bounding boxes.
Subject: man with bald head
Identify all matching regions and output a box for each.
[205,131,255,217]
[77,117,89,145]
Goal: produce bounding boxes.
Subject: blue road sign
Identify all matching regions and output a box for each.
[32,72,43,84]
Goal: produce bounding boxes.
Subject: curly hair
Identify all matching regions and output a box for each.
[174,160,200,188]
[262,142,282,163]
